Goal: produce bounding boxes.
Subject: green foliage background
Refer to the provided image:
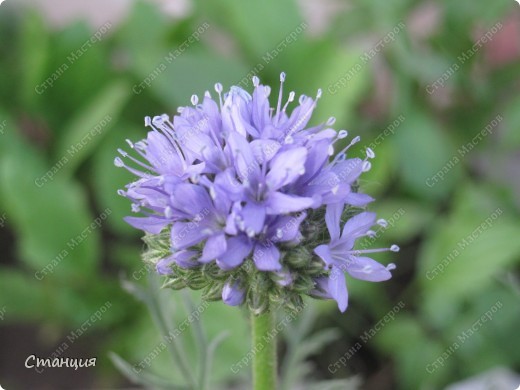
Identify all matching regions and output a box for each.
[0,0,519,389]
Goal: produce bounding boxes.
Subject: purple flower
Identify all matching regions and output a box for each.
[116,72,398,311]
[313,203,398,312]
[222,280,246,306]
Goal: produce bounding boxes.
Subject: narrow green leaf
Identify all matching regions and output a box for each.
[19,10,49,110]
[109,352,189,390]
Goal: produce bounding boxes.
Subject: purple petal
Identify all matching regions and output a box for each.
[241,202,266,234]
[331,158,364,185]
[156,255,176,274]
[341,212,377,239]
[284,95,316,134]
[266,147,308,190]
[343,192,374,207]
[174,115,215,162]
[314,244,334,266]
[227,132,258,181]
[222,280,246,306]
[124,216,169,234]
[311,277,333,299]
[274,268,293,287]
[250,139,281,163]
[172,184,213,216]
[126,178,171,209]
[267,212,307,242]
[346,256,393,282]
[217,235,253,270]
[200,233,227,262]
[325,203,343,241]
[145,131,184,175]
[172,250,199,269]
[298,139,332,184]
[329,266,348,312]
[253,243,282,271]
[200,96,222,131]
[214,169,243,204]
[251,85,271,131]
[266,192,314,215]
[171,221,208,250]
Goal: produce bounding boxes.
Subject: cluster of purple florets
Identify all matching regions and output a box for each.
[116,73,398,313]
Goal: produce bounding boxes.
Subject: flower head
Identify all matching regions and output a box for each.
[116,73,398,313]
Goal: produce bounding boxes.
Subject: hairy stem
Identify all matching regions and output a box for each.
[251,310,277,390]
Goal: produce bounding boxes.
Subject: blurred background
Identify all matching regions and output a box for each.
[0,0,519,389]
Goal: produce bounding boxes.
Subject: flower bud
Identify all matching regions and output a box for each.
[222,279,245,306]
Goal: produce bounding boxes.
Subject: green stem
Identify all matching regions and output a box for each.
[251,310,277,390]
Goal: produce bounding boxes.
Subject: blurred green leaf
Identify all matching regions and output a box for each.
[0,131,99,282]
[360,140,396,197]
[19,10,49,111]
[116,1,170,69]
[109,352,188,390]
[393,110,459,199]
[419,184,520,325]
[368,199,435,241]
[134,50,249,107]
[283,42,370,128]
[376,314,448,389]
[500,94,520,148]
[194,0,302,59]
[54,80,131,175]
[91,122,143,236]
[0,267,47,322]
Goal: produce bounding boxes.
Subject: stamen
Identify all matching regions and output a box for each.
[362,161,371,172]
[377,219,388,228]
[276,72,286,118]
[366,230,377,238]
[386,263,396,270]
[390,245,400,252]
[215,82,223,108]
[114,157,151,178]
[118,148,155,171]
[282,91,295,112]
[366,147,375,159]
[350,246,395,255]
[191,94,199,105]
[331,136,361,165]
[252,76,260,87]
[209,186,217,200]
[337,130,348,139]
[114,157,124,167]
[327,117,336,126]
